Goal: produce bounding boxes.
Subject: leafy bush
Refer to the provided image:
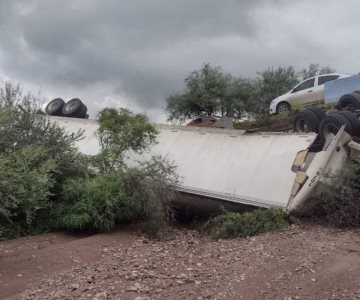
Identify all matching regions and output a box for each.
[0,82,86,183]
[55,172,142,232]
[94,108,158,172]
[0,82,86,239]
[0,82,177,240]
[124,156,178,238]
[305,162,360,227]
[204,208,288,239]
[56,156,177,236]
[0,146,56,239]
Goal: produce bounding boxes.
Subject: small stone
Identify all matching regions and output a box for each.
[70,283,80,291]
[127,282,141,292]
[127,286,138,292]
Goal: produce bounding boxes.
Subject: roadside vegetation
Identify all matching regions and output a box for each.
[165,63,335,123]
[305,162,360,228]
[0,82,177,240]
[203,208,289,239]
[233,113,292,131]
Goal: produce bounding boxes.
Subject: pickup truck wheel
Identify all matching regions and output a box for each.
[45,98,65,116]
[319,113,355,140]
[293,110,320,133]
[338,95,360,112]
[276,102,291,114]
[306,107,326,121]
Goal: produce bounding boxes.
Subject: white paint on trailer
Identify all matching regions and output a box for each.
[50,116,317,209]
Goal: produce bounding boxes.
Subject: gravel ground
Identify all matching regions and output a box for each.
[1,225,360,300]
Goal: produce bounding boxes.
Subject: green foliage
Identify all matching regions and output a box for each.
[305,162,360,227]
[255,66,298,114]
[125,156,178,237]
[223,78,257,119]
[165,63,336,121]
[204,208,288,239]
[0,146,56,238]
[95,107,158,172]
[299,63,336,80]
[166,64,234,123]
[56,173,141,232]
[0,81,177,240]
[0,82,86,182]
[56,106,177,236]
[56,156,178,236]
[0,81,86,239]
[234,111,291,131]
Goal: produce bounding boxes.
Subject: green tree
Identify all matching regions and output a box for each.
[299,63,336,80]
[222,78,256,118]
[256,66,298,114]
[166,63,231,123]
[165,63,336,120]
[0,82,85,239]
[94,107,158,172]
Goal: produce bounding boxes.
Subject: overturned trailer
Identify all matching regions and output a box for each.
[50,116,360,215]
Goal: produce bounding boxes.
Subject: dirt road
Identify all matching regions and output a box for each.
[1,225,359,299]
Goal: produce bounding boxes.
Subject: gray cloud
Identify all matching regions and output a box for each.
[1,0,360,121]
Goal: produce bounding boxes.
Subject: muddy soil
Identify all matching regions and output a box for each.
[1,225,359,300]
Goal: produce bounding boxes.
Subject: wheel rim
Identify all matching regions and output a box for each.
[278,103,289,113]
[65,101,77,112]
[295,119,310,133]
[345,103,355,112]
[48,101,60,111]
[323,123,339,138]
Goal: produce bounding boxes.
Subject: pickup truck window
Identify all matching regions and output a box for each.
[318,75,339,85]
[292,78,315,92]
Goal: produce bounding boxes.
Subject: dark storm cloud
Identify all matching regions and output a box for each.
[0,0,276,113]
[0,0,360,121]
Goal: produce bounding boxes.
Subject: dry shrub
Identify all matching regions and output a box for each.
[305,162,360,227]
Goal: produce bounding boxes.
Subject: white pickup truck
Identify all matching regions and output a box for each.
[269,73,360,114]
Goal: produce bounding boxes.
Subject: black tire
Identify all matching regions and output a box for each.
[276,102,291,114]
[338,94,360,111]
[306,107,326,121]
[293,110,320,133]
[319,113,355,140]
[45,98,65,116]
[336,110,360,138]
[78,103,88,118]
[62,98,85,118]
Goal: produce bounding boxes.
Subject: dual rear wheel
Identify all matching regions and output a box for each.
[45,98,88,118]
[293,107,360,140]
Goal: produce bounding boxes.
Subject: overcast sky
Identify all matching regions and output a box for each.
[0,0,360,122]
